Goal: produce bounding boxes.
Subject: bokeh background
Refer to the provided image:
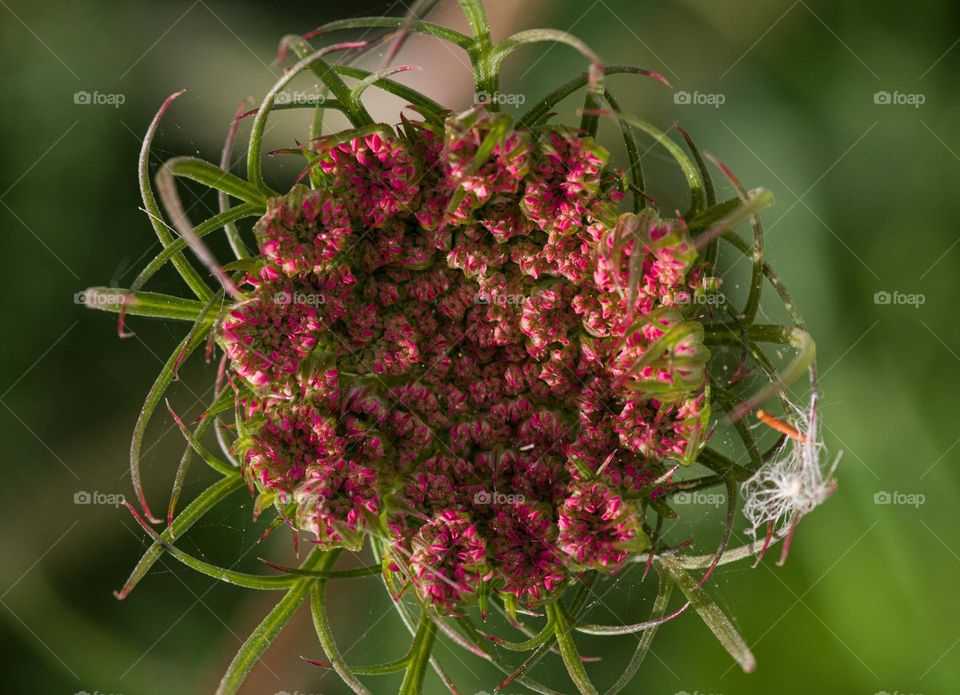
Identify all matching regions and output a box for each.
[1,0,958,693]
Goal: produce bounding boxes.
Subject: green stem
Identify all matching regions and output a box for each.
[398,610,437,695]
[309,549,372,695]
[547,602,598,695]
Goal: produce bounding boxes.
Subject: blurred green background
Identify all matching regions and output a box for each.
[1,0,957,693]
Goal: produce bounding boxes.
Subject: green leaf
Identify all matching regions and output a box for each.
[479,612,555,651]
[696,448,753,482]
[216,549,331,695]
[704,152,765,322]
[349,65,420,104]
[692,187,773,252]
[218,98,255,260]
[168,401,236,476]
[261,561,381,580]
[603,89,643,212]
[676,124,718,266]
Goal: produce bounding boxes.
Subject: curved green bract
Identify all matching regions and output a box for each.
[116,473,243,599]
[81,288,207,321]
[138,91,212,301]
[518,65,670,127]
[163,157,270,205]
[127,306,219,524]
[601,110,706,218]
[604,568,673,695]
[248,40,374,191]
[603,89,644,212]
[217,549,330,695]
[130,204,261,294]
[309,550,373,695]
[305,17,473,50]
[659,556,756,673]
[335,65,445,117]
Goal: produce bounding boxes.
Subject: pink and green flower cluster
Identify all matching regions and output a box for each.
[221,108,714,612]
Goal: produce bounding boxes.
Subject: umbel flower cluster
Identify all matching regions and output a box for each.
[85,2,834,694]
[224,111,713,608]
